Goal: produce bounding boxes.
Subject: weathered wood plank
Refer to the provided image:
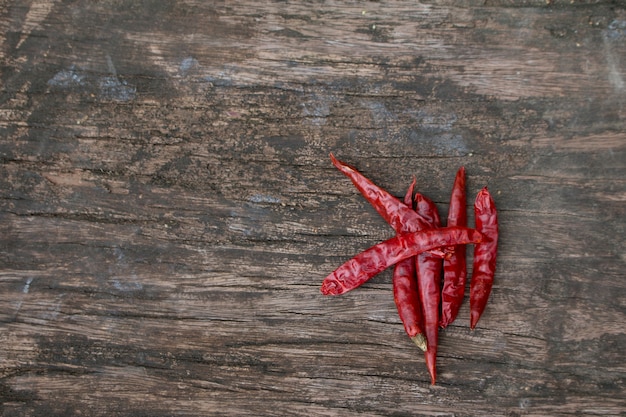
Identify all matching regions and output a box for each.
[1,0,625,416]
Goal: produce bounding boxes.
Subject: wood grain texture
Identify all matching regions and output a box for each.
[1,1,625,416]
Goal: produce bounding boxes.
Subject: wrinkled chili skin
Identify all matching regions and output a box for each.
[393,257,427,351]
[414,193,443,385]
[331,154,445,259]
[330,153,432,233]
[440,166,468,328]
[321,227,483,296]
[470,187,498,329]
[392,180,427,351]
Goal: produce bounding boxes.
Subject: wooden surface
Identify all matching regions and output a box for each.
[1,1,625,416]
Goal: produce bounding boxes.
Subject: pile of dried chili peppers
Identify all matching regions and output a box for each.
[321,154,499,385]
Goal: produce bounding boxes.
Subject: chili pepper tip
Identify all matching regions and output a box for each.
[470,311,480,329]
[330,152,358,174]
[425,355,437,385]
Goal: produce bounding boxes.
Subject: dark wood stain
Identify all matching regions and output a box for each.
[1,1,625,416]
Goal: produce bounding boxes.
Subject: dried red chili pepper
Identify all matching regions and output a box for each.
[402,178,415,208]
[440,166,467,328]
[322,156,499,384]
[414,193,443,385]
[321,227,483,296]
[470,187,498,329]
[392,179,427,351]
[393,256,427,351]
[330,153,432,233]
[330,154,447,257]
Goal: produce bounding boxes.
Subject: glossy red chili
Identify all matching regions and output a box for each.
[470,187,498,329]
[321,227,483,296]
[440,166,467,328]
[392,180,426,351]
[414,193,443,385]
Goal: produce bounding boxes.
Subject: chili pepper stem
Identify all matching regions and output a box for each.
[426,357,437,385]
[411,334,428,352]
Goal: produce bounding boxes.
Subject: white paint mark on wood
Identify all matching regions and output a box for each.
[99,76,136,101]
[519,398,531,410]
[112,277,143,292]
[602,20,626,93]
[12,277,34,319]
[249,194,282,204]
[47,65,87,88]
[109,247,143,292]
[47,61,136,101]
[99,55,136,101]
[179,57,199,77]
[22,276,33,293]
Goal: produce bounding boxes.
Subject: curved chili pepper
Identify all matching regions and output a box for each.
[440,166,467,328]
[414,193,442,385]
[392,179,427,351]
[330,153,446,257]
[470,187,498,329]
[330,153,432,232]
[321,227,483,296]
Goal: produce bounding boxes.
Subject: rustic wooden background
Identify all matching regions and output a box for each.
[1,1,625,416]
